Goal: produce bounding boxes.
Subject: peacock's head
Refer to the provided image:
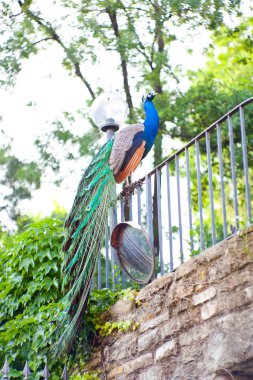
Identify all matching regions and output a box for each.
[142,91,157,103]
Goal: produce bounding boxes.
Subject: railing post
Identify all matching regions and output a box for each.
[97,251,102,290]
[185,148,193,252]
[120,198,126,288]
[1,359,10,380]
[62,366,69,380]
[137,186,142,225]
[166,162,173,271]
[228,115,239,231]
[239,106,251,222]
[42,362,50,380]
[205,131,216,245]
[156,169,164,274]
[175,154,184,262]
[110,206,118,287]
[195,140,205,251]
[145,174,154,247]
[22,361,31,380]
[105,224,110,288]
[217,123,227,238]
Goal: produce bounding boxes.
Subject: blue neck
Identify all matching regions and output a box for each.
[143,100,159,156]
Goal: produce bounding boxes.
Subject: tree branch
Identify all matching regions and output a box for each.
[33,37,54,46]
[164,63,183,96]
[9,11,23,19]
[17,0,95,99]
[106,7,134,119]
[0,205,7,213]
[118,0,154,70]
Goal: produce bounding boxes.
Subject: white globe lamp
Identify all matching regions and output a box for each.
[90,92,128,139]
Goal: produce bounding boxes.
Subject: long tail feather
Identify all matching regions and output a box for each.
[51,139,116,356]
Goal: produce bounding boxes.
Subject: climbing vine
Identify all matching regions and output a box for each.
[0,217,138,377]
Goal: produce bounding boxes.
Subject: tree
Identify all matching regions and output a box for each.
[1,0,243,144]
[0,137,42,224]
[0,0,243,238]
[169,17,253,249]
[171,17,253,139]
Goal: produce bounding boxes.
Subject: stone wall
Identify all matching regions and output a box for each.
[85,227,253,380]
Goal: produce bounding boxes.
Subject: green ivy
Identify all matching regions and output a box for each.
[0,218,64,375]
[0,217,138,378]
[71,371,102,380]
[97,320,139,337]
[85,288,139,338]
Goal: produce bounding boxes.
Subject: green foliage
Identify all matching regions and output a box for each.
[71,371,102,380]
[85,287,139,338]
[171,17,253,139]
[35,116,102,175]
[0,217,64,373]
[0,215,138,376]
[0,0,247,228]
[97,320,139,337]
[0,141,42,222]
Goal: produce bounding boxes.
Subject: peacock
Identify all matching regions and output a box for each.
[53,91,159,355]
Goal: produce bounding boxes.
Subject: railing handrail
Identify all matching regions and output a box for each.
[122,96,253,194]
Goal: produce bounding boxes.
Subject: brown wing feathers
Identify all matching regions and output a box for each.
[109,123,145,184]
[114,141,145,183]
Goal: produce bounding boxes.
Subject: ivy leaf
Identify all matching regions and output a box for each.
[19,257,35,272]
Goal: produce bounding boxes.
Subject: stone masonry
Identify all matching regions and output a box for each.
[84,226,253,380]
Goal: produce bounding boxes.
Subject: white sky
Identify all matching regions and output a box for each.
[0,0,252,225]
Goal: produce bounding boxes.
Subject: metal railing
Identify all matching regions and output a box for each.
[95,97,253,288]
[1,359,69,379]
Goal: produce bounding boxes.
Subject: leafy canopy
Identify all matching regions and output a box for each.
[171,17,253,139]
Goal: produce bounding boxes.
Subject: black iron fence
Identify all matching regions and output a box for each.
[1,359,68,379]
[94,97,253,289]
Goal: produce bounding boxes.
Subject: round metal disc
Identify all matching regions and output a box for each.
[111,222,155,284]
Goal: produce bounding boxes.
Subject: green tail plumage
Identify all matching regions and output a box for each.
[52,139,116,356]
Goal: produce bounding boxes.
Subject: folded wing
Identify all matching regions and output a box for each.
[109,123,146,183]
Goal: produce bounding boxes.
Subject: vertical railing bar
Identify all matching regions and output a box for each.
[185,148,193,253]
[120,198,126,289]
[217,123,227,238]
[105,223,109,288]
[175,155,184,263]
[228,115,239,231]
[129,193,133,220]
[23,361,31,380]
[166,162,173,271]
[42,362,50,380]
[110,207,118,287]
[2,359,10,380]
[156,169,164,275]
[195,140,205,250]
[239,106,251,222]
[120,198,125,222]
[121,266,126,289]
[205,131,216,245]
[137,186,142,225]
[90,276,94,291]
[145,175,154,247]
[97,252,101,290]
[62,366,69,380]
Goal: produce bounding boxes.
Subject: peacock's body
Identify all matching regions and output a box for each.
[53,92,159,355]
